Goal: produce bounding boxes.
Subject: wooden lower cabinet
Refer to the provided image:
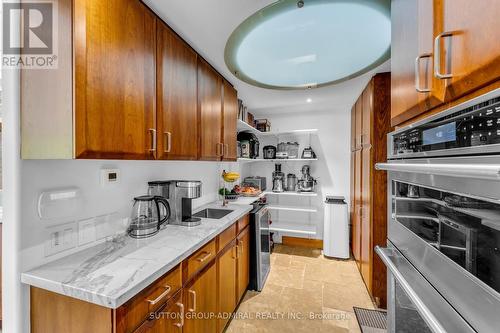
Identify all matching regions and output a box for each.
[237,227,250,301]
[184,261,218,333]
[350,73,390,308]
[217,240,238,331]
[30,214,250,333]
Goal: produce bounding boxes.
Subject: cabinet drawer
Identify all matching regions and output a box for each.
[115,264,182,333]
[237,215,250,233]
[218,223,237,252]
[185,238,217,283]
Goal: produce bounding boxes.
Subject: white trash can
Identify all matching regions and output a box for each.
[323,196,349,259]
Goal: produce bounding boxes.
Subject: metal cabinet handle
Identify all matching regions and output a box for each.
[415,53,433,92]
[375,162,500,180]
[375,246,447,333]
[434,32,454,79]
[196,251,212,262]
[174,302,184,329]
[188,290,197,312]
[164,132,172,153]
[146,286,171,305]
[149,129,157,152]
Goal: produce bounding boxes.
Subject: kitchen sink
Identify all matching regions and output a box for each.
[193,208,233,219]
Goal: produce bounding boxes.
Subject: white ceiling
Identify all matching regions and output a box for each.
[144,0,391,116]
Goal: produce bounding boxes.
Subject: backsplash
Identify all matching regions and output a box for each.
[20,159,238,270]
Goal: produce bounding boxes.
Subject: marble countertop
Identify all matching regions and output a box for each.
[21,202,253,309]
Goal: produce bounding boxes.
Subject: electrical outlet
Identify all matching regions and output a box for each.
[45,222,77,256]
[78,218,96,246]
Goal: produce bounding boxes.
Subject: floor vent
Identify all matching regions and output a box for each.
[353,307,387,333]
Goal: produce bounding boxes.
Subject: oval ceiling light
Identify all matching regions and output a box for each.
[225,0,391,90]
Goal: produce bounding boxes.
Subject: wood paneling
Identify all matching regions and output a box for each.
[31,287,112,333]
[237,215,250,233]
[115,265,182,333]
[440,0,500,102]
[350,73,390,309]
[198,58,223,161]
[218,223,237,253]
[184,261,218,333]
[222,80,238,161]
[282,236,323,249]
[74,0,156,159]
[156,20,199,160]
[217,240,238,331]
[237,226,250,301]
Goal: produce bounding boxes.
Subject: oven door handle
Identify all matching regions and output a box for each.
[376,162,500,180]
[375,246,447,333]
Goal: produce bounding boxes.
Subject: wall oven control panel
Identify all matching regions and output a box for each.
[391,91,500,158]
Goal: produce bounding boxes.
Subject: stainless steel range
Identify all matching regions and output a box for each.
[376,89,500,333]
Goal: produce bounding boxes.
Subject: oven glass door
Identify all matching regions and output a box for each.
[392,278,432,333]
[258,207,271,289]
[393,180,500,294]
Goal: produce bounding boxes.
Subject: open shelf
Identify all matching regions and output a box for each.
[264,191,318,197]
[237,120,262,135]
[238,158,318,163]
[268,205,318,213]
[269,221,317,236]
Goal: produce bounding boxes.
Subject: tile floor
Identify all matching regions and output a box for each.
[226,245,375,332]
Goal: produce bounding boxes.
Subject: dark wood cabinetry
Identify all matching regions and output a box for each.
[74,0,157,159]
[156,20,199,160]
[236,226,250,301]
[222,81,238,161]
[350,73,391,308]
[391,0,500,126]
[198,59,223,161]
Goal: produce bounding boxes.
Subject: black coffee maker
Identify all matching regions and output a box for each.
[237,132,260,159]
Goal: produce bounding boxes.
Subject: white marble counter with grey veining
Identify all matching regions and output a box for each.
[21,202,252,309]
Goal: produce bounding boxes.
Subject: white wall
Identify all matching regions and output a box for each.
[244,109,351,240]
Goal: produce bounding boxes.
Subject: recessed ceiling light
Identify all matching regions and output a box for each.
[225,0,391,90]
[307,98,312,103]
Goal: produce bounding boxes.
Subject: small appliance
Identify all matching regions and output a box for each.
[237,132,260,159]
[128,195,170,238]
[286,173,297,192]
[276,142,288,159]
[298,165,317,192]
[149,180,202,227]
[272,164,285,192]
[243,176,267,191]
[301,146,317,159]
[263,145,277,159]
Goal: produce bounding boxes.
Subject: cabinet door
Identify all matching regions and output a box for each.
[184,261,217,333]
[222,81,238,161]
[198,59,223,161]
[74,0,156,159]
[350,105,356,152]
[439,0,500,101]
[237,227,250,301]
[134,291,184,333]
[217,241,238,332]
[156,21,199,160]
[361,83,373,147]
[391,0,444,126]
[360,147,372,293]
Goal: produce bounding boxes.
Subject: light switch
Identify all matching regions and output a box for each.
[45,222,77,256]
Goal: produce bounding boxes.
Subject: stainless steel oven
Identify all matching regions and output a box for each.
[376,88,500,333]
[249,201,271,291]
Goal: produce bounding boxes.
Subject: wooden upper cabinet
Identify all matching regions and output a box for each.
[74,0,156,159]
[222,80,238,161]
[361,83,373,147]
[391,0,445,126]
[439,0,500,101]
[198,58,223,161]
[156,20,199,160]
